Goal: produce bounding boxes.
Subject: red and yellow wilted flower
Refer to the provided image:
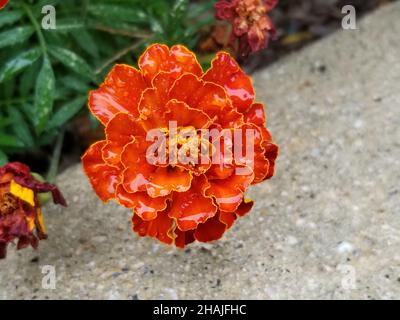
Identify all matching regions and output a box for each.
[0,162,67,258]
[82,44,278,248]
[215,0,278,57]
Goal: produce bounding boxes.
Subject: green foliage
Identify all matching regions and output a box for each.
[0,0,214,168]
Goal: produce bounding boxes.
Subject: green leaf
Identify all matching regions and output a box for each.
[44,29,67,47]
[0,118,12,128]
[19,60,40,97]
[72,29,99,58]
[54,19,85,32]
[49,45,96,81]
[8,106,35,147]
[33,56,55,134]
[59,75,90,93]
[37,129,58,147]
[2,77,15,100]
[88,4,147,24]
[48,96,86,130]
[172,0,188,18]
[0,134,24,148]
[0,26,34,50]
[54,85,71,100]
[0,10,23,28]
[149,16,164,33]
[0,47,42,83]
[0,149,8,166]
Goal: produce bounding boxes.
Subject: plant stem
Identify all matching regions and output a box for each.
[22,3,48,56]
[47,128,65,183]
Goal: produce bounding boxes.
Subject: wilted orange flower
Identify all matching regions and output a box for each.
[215,0,278,57]
[0,162,67,259]
[82,44,278,248]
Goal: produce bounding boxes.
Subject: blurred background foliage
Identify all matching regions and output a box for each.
[0,0,214,178]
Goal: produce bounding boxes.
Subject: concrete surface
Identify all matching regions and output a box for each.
[1,2,400,299]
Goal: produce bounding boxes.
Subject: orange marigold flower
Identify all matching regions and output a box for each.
[82,44,278,248]
[0,162,67,259]
[0,0,9,10]
[215,0,278,57]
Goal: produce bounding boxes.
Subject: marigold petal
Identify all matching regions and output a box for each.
[138,87,168,129]
[206,165,254,212]
[263,142,279,180]
[252,151,270,184]
[232,123,272,184]
[35,208,47,237]
[89,64,147,125]
[170,73,243,127]
[17,235,38,251]
[165,99,212,129]
[206,128,235,180]
[219,211,237,229]
[0,172,13,185]
[235,198,254,217]
[0,162,30,178]
[254,125,279,181]
[131,210,174,245]
[203,52,254,112]
[146,166,192,198]
[151,71,178,95]
[168,175,217,231]
[9,180,34,207]
[206,164,235,180]
[82,141,120,202]
[115,184,169,221]
[243,102,266,126]
[122,138,193,197]
[139,44,202,83]
[219,198,254,230]
[174,229,195,249]
[196,198,254,242]
[32,182,67,206]
[121,138,155,193]
[0,205,37,256]
[215,0,235,20]
[194,213,227,243]
[140,98,212,131]
[247,20,270,53]
[248,109,277,171]
[103,113,145,166]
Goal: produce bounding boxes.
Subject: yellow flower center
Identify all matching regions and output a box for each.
[151,126,212,167]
